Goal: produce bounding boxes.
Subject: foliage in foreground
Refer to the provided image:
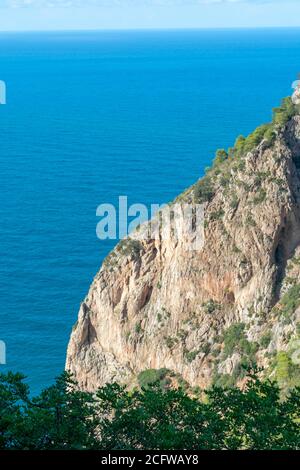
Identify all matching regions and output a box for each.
[0,370,300,450]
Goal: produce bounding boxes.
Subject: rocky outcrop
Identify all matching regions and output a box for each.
[66,99,300,391]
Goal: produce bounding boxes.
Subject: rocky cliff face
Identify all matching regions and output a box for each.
[66,98,300,392]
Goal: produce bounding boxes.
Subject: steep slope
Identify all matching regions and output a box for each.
[66,97,300,392]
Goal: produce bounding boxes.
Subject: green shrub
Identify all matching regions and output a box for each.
[118,238,143,257]
[202,299,221,315]
[263,126,276,144]
[275,351,292,384]
[280,284,300,319]
[135,322,143,335]
[213,149,228,167]
[186,96,297,214]
[273,97,296,127]
[200,343,211,355]
[194,177,214,203]
[184,349,199,363]
[243,124,272,154]
[164,336,178,349]
[213,372,236,388]
[273,350,300,395]
[223,323,246,357]
[219,172,231,188]
[260,332,272,349]
[222,323,258,361]
[137,368,170,389]
[234,135,246,156]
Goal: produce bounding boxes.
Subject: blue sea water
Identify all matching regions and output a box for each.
[1,28,300,393]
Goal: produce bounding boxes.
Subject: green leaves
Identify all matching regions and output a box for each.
[0,370,300,450]
[273,97,297,127]
[193,176,214,204]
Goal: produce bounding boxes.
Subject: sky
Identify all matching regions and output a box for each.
[0,0,299,31]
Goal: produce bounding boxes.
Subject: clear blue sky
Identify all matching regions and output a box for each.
[0,1,299,31]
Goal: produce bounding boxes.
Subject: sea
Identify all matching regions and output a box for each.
[1,28,300,393]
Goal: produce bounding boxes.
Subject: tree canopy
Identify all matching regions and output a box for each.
[0,370,300,450]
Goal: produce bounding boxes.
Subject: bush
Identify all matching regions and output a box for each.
[184,349,199,363]
[273,97,296,127]
[234,135,246,156]
[280,284,300,319]
[118,238,143,257]
[213,149,228,167]
[137,368,170,389]
[222,323,246,357]
[243,124,272,154]
[164,336,178,349]
[260,332,272,349]
[213,372,236,388]
[222,323,258,361]
[202,299,220,314]
[275,351,291,385]
[135,322,143,334]
[194,177,214,203]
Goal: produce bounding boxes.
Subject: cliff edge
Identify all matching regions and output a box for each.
[66,97,300,392]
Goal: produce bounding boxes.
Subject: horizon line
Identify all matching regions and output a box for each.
[0,25,300,34]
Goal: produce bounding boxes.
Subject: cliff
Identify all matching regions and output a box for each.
[66,97,300,392]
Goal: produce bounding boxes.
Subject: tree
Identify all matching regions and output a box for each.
[0,370,300,450]
[0,372,98,450]
[207,372,300,450]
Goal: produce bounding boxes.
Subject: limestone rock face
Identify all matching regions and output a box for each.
[66,112,300,391]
